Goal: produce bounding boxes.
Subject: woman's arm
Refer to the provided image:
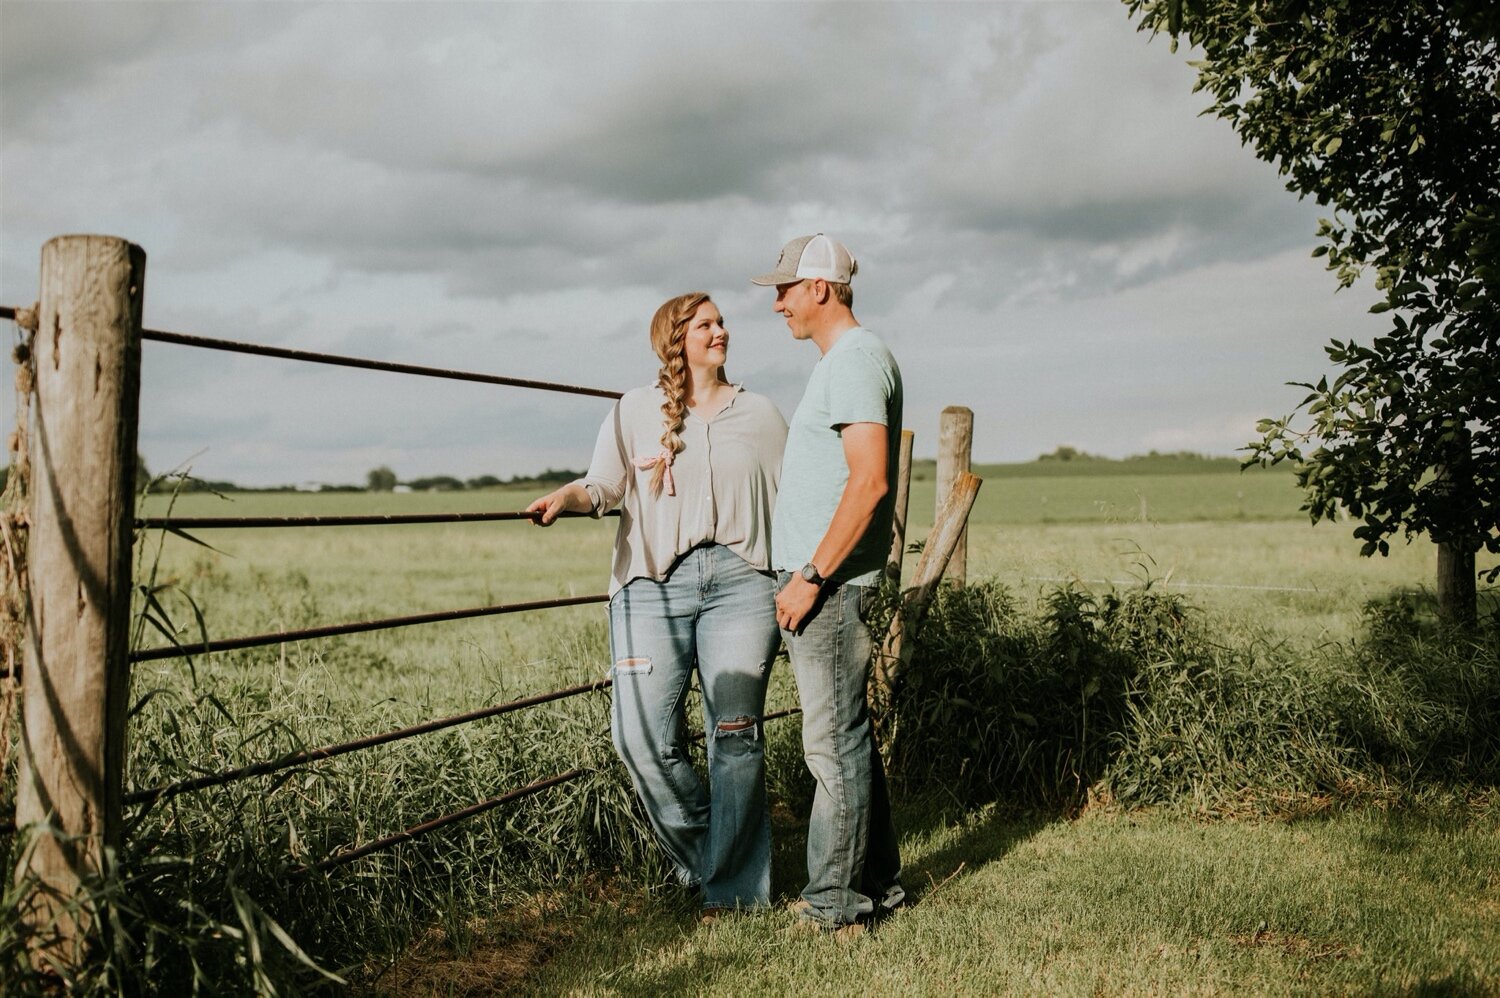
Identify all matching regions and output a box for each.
[525,482,593,526]
[528,400,630,525]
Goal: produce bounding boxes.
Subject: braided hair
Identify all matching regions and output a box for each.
[645,292,712,496]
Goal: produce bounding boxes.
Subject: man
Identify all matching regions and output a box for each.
[752,233,905,935]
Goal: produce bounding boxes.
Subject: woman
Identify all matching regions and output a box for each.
[527,292,787,917]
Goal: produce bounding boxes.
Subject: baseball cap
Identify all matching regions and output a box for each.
[751,233,858,286]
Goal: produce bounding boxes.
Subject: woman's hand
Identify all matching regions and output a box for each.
[525,483,590,526]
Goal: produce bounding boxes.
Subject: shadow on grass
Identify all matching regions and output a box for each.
[895,803,1053,905]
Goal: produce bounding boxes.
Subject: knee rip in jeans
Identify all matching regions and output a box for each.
[714,715,760,741]
[613,656,652,676]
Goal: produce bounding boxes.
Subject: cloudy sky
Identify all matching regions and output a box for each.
[1,1,1383,487]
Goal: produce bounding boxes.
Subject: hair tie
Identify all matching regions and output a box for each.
[633,449,676,496]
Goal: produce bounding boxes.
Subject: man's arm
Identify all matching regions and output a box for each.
[775,421,888,632]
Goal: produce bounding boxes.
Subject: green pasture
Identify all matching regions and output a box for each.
[135,465,1465,671]
[521,802,1500,996]
[2,468,1493,992]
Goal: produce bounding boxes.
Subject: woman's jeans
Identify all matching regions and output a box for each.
[777,575,905,926]
[609,544,779,911]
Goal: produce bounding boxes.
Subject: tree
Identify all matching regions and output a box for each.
[1125,0,1500,624]
[366,466,398,492]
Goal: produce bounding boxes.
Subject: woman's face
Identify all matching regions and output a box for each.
[683,301,728,370]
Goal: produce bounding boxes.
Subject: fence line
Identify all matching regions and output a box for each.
[0,252,937,968]
[137,509,619,530]
[302,705,805,874]
[140,326,625,399]
[130,593,609,663]
[124,678,615,808]
[303,769,591,874]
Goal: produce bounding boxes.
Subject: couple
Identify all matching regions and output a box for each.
[528,234,904,935]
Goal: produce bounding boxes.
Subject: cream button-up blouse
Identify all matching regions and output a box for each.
[574,383,788,595]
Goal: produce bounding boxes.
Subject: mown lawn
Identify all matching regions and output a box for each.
[379,800,1500,995]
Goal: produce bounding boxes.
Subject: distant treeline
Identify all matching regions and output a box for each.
[911,447,1254,481]
[92,460,591,495]
[0,448,1256,497]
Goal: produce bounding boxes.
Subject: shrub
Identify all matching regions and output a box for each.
[881,580,1500,814]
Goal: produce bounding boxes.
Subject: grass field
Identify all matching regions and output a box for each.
[4,465,1495,993]
[517,801,1500,996]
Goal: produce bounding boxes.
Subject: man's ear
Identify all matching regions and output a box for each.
[811,278,830,304]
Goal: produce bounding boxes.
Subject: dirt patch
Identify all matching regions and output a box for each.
[353,893,576,996]
[1230,926,1360,963]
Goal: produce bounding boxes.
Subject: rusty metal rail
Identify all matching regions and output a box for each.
[2,304,621,397]
[125,678,614,808]
[137,509,618,529]
[305,706,804,874]
[140,326,624,399]
[2,705,806,845]
[130,593,609,662]
[304,769,590,873]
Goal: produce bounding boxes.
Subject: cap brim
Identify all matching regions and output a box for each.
[750,270,799,286]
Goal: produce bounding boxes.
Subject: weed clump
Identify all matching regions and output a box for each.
[879,581,1500,814]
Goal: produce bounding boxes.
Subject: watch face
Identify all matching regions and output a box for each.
[800,563,820,584]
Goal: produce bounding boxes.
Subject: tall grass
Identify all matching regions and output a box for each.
[2,484,1496,991]
[881,580,1500,815]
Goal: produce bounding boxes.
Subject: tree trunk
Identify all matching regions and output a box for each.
[1436,540,1476,628]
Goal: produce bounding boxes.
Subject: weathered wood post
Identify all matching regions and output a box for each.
[874,471,983,695]
[936,406,973,586]
[884,429,914,587]
[15,235,144,966]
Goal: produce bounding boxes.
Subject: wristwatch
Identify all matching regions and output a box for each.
[798,562,826,587]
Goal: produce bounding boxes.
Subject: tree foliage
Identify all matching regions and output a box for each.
[365,466,397,492]
[1126,0,1500,581]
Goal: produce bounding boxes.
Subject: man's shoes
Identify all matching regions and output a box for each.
[789,900,867,941]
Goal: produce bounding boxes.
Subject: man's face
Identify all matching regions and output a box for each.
[773,279,817,340]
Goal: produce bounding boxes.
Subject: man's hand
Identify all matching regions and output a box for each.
[776,574,821,633]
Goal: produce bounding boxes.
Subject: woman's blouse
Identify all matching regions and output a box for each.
[574,383,788,595]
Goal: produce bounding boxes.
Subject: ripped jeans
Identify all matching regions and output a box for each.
[609,544,779,911]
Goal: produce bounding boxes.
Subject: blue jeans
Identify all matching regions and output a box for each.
[778,575,905,926]
[609,544,779,911]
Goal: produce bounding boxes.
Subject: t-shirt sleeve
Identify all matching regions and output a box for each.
[826,347,892,429]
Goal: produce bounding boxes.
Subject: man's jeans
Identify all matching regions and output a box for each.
[609,544,779,911]
[778,574,905,925]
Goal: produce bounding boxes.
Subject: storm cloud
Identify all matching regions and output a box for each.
[1,1,1381,486]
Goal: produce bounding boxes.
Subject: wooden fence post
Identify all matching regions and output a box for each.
[884,429,914,587]
[936,406,973,586]
[15,235,144,966]
[874,471,983,696]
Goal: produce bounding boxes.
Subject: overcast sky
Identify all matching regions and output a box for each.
[1,0,1383,487]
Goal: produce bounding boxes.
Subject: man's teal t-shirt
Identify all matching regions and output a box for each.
[773,326,903,586]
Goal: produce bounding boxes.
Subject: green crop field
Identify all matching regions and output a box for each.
[4,466,1496,993]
